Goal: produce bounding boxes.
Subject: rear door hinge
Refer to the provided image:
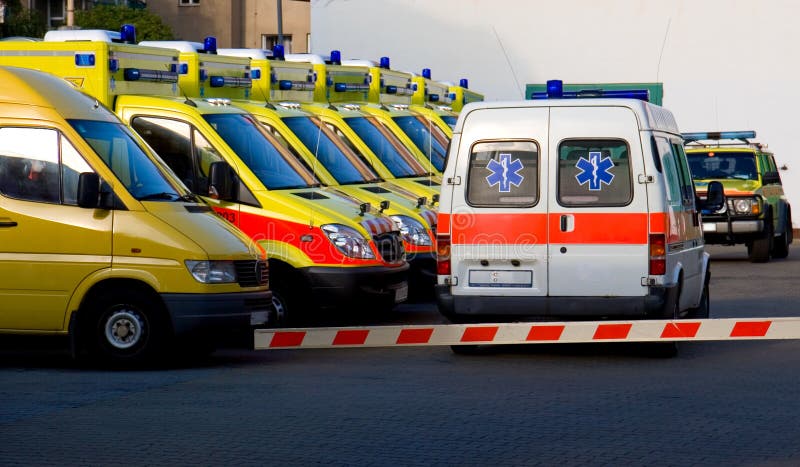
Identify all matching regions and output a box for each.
[447,176,462,185]
[638,174,655,184]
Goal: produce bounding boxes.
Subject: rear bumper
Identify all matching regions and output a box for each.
[162,290,273,336]
[301,263,409,307]
[435,284,678,321]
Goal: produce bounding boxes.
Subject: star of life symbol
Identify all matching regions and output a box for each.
[575,151,615,191]
[485,153,524,193]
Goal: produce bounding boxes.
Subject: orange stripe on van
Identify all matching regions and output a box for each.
[450,213,547,245]
[649,212,667,234]
[549,213,649,244]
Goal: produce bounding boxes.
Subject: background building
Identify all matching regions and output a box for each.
[310,0,799,228]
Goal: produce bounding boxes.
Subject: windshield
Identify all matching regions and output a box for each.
[345,116,428,178]
[392,115,449,172]
[686,151,758,181]
[203,113,319,190]
[68,119,182,201]
[441,115,457,129]
[282,116,378,185]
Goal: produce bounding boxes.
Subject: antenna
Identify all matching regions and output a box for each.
[656,18,671,82]
[177,82,197,107]
[492,25,523,99]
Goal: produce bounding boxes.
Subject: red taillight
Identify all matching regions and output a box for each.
[436,234,451,275]
[649,233,666,275]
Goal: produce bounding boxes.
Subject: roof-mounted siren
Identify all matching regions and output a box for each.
[379,56,391,69]
[272,44,285,60]
[459,78,468,89]
[422,68,432,79]
[120,24,136,44]
[681,131,757,144]
[329,50,342,65]
[203,36,217,54]
[531,79,650,101]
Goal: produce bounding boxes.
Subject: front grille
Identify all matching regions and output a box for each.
[373,232,405,263]
[234,260,269,287]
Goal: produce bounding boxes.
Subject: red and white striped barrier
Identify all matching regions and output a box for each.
[254,318,800,350]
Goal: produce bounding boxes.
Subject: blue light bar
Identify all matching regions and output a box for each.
[334,82,369,92]
[330,50,341,65]
[379,56,390,69]
[272,45,285,60]
[75,53,95,67]
[459,78,469,89]
[123,68,179,83]
[531,79,650,101]
[422,68,431,79]
[681,131,756,143]
[203,36,217,54]
[209,75,252,88]
[250,69,261,80]
[428,93,440,102]
[120,24,136,44]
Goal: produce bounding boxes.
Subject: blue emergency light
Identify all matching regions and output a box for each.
[75,53,95,67]
[330,50,342,65]
[428,94,440,102]
[108,58,119,73]
[422,68,431,79]
[203,37,217,54]
[120,24,136,44]
[380,56,391,69]
[277,80,314,91]
[124,68,179,84]
[334,82,369,92]
[681,131,756,143]
[459,78,469,89]
[272,45,285,60]
[250,69,261,80]
[531,79,650,101]
[210,76,252,88]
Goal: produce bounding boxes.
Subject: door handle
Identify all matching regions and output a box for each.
[0,220,17,228]
[560,215,568,231]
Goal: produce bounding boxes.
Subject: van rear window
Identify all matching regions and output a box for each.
[466,140,539,207]
[557,139,632,207]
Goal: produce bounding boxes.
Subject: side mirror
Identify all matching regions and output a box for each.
[76,172,101,208]
[208,161,237,201]
[701,180,725,213]
[762,171,782,185]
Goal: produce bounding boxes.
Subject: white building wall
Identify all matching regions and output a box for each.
[311,0,800,226]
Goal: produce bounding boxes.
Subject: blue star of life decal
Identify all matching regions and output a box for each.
[485,153,524,193]
[575,151,615,191]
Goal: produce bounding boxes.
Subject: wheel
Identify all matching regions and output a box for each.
[270,278,311,327]
[748,217,773,263]
[85,288,168,365]
[687,272,710,319]
[270,281,293,327]
[771,215,791,259]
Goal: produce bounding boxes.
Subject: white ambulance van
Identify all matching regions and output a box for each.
[436,81,724,326]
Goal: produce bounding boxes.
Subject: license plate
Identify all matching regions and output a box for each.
[703,223,717,233]
[394,283,409,303]
[469,270,533,288]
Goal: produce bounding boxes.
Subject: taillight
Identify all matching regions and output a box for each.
[649,233,666,275]
[436,234,451,275]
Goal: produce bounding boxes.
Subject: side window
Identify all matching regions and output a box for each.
[61,137,95,206]
[192,129,224,194]
[557,139,631,207]
[130,117,195,191]
[656,138,681,205]
[0,127,60,204]
[467,140,538,207]
[671,142,695,206]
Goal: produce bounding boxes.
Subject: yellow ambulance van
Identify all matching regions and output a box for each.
[411,68,459,130]
[284,52,442,203]
[207,48,438,295]
[447,78,484,113]
[0,65,271,364]
[0,28,409,324]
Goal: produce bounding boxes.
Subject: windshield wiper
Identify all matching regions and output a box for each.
[178,193,201,202]
[137,192,181,201]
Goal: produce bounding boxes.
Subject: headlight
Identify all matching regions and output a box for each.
[390,215,432,246]
[321,224,375,259]
[185,260,237,283]
[729,197,761,215]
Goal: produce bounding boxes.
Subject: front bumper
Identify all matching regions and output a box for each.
[162,290,273,336]
[435,284,678,321]
[300,263,410,308]
[702,217,764,244]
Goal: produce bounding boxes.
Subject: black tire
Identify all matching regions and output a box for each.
[85,288,168,365]
[772,216,791,259]
[270,280,295,327]
[687,273,710,319]
[748,217,773,263]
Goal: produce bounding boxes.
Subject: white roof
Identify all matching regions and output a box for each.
[342,59,377,67]
[138,40,203,53]
[44,29,120,43]
[285,53,326,65]
[217,48,272,60]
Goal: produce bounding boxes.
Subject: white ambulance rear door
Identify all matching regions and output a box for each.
[547,105,650,297]
[447,106,549,297]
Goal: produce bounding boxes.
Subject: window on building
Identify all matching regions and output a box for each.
[179,0,200,6]
[262,34,292,53]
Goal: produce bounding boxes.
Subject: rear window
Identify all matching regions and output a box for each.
[557,139,632,207]
[466,140,539,207]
